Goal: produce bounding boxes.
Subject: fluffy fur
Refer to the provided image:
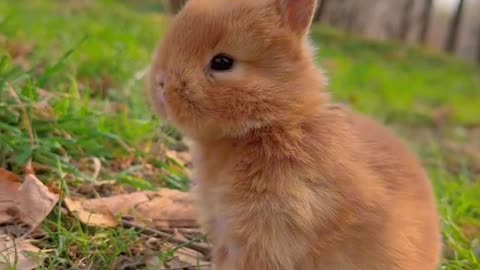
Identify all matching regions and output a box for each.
[148,0,441,269]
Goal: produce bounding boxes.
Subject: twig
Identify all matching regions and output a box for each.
[159,264,212,270]
[121,219,210,257]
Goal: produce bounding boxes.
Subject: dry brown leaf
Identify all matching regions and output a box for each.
[0,235,44,270]
[65,189,197,229]
[16,175,59,229]
[0,170,59,230]
[135,189,196,228]
[0,169,22,225]
[0,169,21,183]
[64,198,118,228]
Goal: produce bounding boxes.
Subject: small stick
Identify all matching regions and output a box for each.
[159,264,212,270]
[121,219,211,257]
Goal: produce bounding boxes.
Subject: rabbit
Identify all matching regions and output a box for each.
[148,0,442,269]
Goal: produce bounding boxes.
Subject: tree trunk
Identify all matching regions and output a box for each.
[345,3,359,33]
[418,0,433,43]
[398,0,415,41]
[445,0,466,53]
[477,26,480,64]
[329,0,348,28]
[313,0,329,22]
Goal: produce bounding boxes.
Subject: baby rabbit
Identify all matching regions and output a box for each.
[148,0,441,269]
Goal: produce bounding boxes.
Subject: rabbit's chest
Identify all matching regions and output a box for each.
[192,154,237,234]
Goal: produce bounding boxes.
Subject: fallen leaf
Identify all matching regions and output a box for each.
[0,169,22,183]
[135,189,196,228]
[0,170,59,230]
[65,189,197,229]
[16,174,59,229]
[0,235,43,270]
[0,169,22,225]
[64,198,118,228]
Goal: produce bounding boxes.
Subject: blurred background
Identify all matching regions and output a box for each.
[163,0,480,65]
[0,0,479,269]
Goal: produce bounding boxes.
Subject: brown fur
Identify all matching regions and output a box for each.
[148,0,441,269]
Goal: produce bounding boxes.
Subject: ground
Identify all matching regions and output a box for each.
[0,0,479,269]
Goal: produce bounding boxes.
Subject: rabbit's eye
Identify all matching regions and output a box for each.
[210,54,234,71]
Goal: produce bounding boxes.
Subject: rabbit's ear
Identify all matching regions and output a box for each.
[276,0,318,37]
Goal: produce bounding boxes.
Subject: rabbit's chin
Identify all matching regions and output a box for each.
[171,116,270,141]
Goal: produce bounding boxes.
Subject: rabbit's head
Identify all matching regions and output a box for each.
[149,0,327,139]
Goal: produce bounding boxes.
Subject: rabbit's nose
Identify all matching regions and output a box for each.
[157,72,167,89]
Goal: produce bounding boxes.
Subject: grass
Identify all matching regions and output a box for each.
[0,0,479,269]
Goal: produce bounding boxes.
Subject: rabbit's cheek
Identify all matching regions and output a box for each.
[161,89,176,116]
[156,89,187,125]
[153,86,165,104]
[154,99,167,119]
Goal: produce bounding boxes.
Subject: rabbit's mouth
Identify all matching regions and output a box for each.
[160,85,202,127]
[150,89,167,119]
